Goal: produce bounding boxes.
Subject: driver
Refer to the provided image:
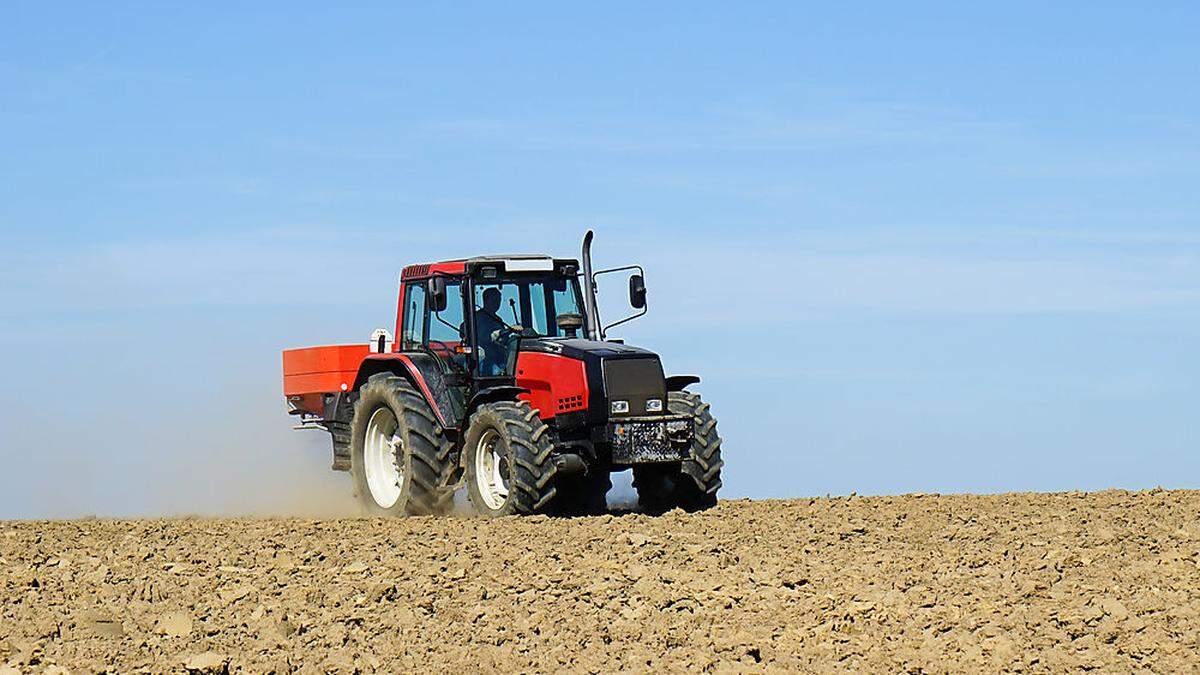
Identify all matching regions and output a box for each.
[475,288,523,375]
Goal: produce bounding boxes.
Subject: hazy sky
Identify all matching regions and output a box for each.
[2,3,1198,518]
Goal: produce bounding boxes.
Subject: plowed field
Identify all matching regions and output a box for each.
[3,490,1198,672]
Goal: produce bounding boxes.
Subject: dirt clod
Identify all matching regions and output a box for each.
[156,611,193,637]
[182,651,228,673]
[2,490,1199,671]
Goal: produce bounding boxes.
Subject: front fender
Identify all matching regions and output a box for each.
[467,386,530,416]
[665,375,701,392]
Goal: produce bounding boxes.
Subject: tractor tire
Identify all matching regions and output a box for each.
[349,373,453,516]
[554,470,612,516]
[632,390,723,513]
[464,400,558,517]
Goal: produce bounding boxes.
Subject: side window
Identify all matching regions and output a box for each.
[474,283,522,323]
[429,281,464,344]
[550,279,583,337]
[473,282,522,376]
[529,281,550,336]
[401,282,426,350]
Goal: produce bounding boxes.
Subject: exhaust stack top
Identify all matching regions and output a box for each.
[580,230,601,340]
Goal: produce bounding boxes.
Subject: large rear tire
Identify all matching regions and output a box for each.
[633,390,722,513]
[464,400,558,516]
[349,373,453,516]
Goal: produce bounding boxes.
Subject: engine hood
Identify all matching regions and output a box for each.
[520,337,658,360]
[518,337,664,427]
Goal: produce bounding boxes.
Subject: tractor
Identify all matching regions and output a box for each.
[281,231,722,516]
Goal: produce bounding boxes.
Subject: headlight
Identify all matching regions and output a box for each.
[645,398,663,412]
[611,400,629,414]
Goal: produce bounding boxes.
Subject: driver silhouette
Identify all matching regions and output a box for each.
[475,288,522,374]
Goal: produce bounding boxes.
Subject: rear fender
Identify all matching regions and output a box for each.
[353,354,460,428]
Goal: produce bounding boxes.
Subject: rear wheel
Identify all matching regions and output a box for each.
[464,400,558,516]
[350,374,453,516]
[633,390,722,513]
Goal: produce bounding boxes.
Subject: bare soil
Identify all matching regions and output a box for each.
[3,490,1199,673]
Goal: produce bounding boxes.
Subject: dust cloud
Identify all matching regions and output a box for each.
[140,387,361,519]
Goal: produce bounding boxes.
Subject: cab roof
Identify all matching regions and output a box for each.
[401,255,579,279]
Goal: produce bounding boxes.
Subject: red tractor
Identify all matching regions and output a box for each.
[281,232,722,516]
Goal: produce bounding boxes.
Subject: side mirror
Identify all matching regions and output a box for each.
[427,276,448,312]
[628,274,647,309]
[557,313,584,338]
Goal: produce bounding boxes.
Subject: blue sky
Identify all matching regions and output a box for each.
[1,3,1197,517]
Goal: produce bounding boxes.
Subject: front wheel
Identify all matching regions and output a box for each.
[633,390,723,513]
[464,400,558,516]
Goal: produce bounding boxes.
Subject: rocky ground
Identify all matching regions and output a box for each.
[2,490,1199,673]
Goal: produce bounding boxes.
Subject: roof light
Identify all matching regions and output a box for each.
[503,258,554,272]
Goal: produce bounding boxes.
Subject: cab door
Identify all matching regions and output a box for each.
[400,278,471,424]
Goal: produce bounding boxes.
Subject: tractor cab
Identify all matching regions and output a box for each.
[459,256,588,376]
[396,255,587,382]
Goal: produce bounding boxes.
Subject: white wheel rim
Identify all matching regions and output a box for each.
[474,428,509,510]
[364,407,404,509]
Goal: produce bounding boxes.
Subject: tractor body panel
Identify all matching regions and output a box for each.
[514,351,589,418]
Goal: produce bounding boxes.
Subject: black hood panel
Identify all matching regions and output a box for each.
[523,338,657,360]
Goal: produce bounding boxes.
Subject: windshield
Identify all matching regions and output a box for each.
[473,275,584,338]
[472,274,584,375]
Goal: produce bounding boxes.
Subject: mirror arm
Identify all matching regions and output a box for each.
[432,311,460,337]
[601,305,647,339]
[591,264,644,277]
[591,264,647,340]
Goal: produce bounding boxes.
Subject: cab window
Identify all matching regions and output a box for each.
[429,280,465,345]
[401,282,426,349]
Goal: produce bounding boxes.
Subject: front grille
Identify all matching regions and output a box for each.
[602,358,665,417]
[609,418,691,463]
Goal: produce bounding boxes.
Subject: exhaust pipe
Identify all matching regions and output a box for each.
[580,230,601,341]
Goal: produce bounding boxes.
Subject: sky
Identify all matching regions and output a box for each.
[1,3,1197,518]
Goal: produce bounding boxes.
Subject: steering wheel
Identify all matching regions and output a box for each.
[498,324,537,341]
